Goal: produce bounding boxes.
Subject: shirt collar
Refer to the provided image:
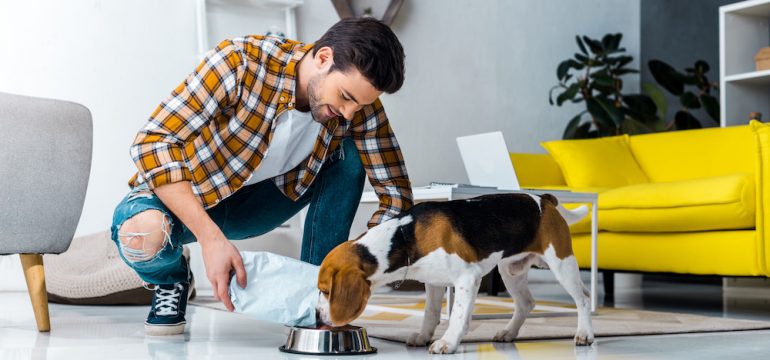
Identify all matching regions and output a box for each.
[279,42,315,111]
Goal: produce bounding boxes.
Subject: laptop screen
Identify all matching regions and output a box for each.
[456,131,520,190]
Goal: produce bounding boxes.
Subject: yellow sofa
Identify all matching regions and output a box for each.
[510,121,770,279]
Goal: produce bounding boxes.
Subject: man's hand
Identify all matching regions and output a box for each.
[200,230,247,312]
[151,181,247,312]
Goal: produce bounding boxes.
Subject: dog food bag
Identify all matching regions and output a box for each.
[229,251,320,327]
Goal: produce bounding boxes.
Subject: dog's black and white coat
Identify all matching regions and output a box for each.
[317,193,593,354]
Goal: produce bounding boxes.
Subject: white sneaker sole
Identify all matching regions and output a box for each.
[144,322,186,336]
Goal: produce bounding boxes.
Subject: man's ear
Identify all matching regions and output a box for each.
[329,268,371,326]
[314,46,334,72]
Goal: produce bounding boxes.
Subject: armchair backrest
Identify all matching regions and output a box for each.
[0,92,92,254]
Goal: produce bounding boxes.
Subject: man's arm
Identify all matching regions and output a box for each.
[130,39,247,310]
[153,181,245,311]
[130,39,245,189]
[349,99,414,228]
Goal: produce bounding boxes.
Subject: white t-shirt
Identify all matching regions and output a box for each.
[243,109,322,186]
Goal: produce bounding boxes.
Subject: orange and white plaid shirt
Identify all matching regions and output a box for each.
[128,36,413,227]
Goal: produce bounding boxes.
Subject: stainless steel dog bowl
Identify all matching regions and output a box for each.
[279,325,377,355]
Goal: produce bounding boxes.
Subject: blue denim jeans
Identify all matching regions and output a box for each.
[110,137,365,285]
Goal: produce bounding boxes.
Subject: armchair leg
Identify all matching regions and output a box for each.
[19,254,51,332]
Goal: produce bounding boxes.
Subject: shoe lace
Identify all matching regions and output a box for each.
[155,283,184,316]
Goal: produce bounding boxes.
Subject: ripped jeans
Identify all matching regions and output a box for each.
[110,137,366,285]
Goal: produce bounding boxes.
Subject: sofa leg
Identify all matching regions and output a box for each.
[603,270,615,304]
[20,254,51,332]
[485,267,503,296]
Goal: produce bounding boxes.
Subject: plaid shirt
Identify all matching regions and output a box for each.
[128,36,413,227]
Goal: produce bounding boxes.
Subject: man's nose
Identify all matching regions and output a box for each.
[340,104,361,120]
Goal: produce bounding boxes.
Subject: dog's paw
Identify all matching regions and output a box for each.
[406,332,430,347]
[492,329,518,342]
[574,331,594,346]
[428,339,457,354]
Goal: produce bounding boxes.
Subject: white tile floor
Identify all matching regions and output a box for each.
[3,280,770,359]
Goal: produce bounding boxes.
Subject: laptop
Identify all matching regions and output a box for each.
[455,131,521,190]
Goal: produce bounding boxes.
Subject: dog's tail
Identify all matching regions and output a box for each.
[541,194,589,225]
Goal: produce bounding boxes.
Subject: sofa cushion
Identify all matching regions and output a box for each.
[628,124,755,183]
[541,135,649,189]
[596,173,755,232]
[509,153,566,187]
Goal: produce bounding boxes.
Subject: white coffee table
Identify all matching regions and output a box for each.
[360,185,599,318]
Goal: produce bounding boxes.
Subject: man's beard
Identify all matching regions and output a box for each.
[308,75,335,124]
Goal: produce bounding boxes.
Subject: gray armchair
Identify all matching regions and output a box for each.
[0,92,92,331]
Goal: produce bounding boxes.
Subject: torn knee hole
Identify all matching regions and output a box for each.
[118,215,171,263]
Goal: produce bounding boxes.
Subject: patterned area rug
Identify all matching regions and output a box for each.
[355,295,770,343]
[190,294,770,343]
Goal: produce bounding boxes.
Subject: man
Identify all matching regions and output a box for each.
[110,18,413,336]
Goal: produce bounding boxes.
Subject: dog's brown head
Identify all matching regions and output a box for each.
[316,241,373,327]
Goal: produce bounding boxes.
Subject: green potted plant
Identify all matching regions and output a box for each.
[550,33,720,139]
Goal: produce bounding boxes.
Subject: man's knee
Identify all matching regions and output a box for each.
[117,209,171,263]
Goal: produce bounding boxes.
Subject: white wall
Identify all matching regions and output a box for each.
[0,0,640,238]
[299,0,642,186]
[0,0,201,237]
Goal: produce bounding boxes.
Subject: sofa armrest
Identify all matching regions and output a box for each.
[509,152,567,188]
[750,121,770,276]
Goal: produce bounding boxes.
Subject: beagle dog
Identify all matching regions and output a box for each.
[316,193,593,354]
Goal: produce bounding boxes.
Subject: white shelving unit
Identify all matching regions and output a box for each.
[720,0,770,126]
[194,0,303,60]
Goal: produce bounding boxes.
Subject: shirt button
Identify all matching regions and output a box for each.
[280,96,286,102]
[288,102,294,108]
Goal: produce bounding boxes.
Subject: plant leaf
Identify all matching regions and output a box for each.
[591,71,614,87]
[622,94,659,124]
[569,59,585,70]
[642,83,668,121]
[557,60,572,80]
[649,60,684,95]
[576,35,588,55]
[602,33,622,51]
[695,60,710,74]
[679,92,701,109]
[586,97,613,128]
[548,85,561,105]
[557,84,580,106]
[674,111,702,130]
[574,122,593,139]
[563,112,586,139]
[611,33,623,50]
[700,94,720,123]
[614,56,633,68]
[588,96,624,127]
[620,117,654,135]
[602,34,614,50]
[613,68,639,76]
[682,74,699,86]
[583,36,604,55]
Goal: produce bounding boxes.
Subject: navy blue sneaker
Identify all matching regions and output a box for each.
[144,271,195,336]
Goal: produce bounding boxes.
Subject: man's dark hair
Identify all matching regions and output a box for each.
[313,17,405,94]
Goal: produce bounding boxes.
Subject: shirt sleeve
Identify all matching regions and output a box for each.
[349,98,414,228]
[129,39,245,190]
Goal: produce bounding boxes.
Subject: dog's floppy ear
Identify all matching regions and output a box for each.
[329,268,371,326]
